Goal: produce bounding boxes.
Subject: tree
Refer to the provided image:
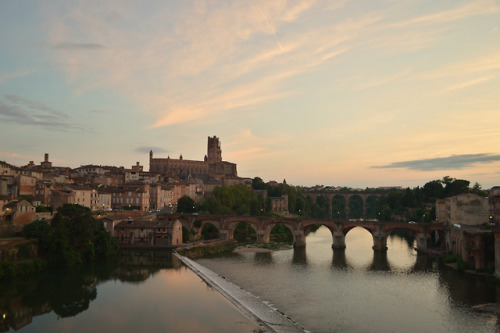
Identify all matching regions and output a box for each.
[23,220,51,252]
[443,178,470,197]
[23,204,118,268]
[252,177,267,190]
[422,180,443,202]
[177,195,196,213]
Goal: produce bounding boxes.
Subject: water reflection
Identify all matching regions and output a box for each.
[331,249,347,269]
[369,251,390,271]
[0,250,258,333]
[291,247,307,267]
[196,226,500,333]
[253,252,273,265]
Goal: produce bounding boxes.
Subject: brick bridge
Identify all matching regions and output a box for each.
[304,192,381,219]
[164,214,444,252]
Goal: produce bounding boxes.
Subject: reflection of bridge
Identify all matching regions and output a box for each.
[164,214,444,252]
[259,247,436,273]
[304,192,381,219]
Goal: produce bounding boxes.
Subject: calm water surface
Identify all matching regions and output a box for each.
[0,251,259,333]
[197,226,500,333]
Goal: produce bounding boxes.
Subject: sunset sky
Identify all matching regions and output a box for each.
[1,0,499,189]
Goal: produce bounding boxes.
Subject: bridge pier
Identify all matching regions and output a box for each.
[293,232,306,248]
[415,233,428,252]
[257,230,267,244]
[372,234,388,251]
[332,231,346,250]
[219,229,230,241]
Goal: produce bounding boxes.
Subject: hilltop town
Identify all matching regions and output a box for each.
[0,136,249,226]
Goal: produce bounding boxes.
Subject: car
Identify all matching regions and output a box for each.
[408,221,416,224]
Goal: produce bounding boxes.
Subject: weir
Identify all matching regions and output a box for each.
[174,252,306,333]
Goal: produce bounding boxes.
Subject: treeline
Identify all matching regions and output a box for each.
[375,176,485,222]
[177,176,485,223]
[176,177,335,219]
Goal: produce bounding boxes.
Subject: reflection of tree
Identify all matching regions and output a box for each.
[0,250,182,331]
[389,229,416,250]
[51,285,97,318]
[409,254,434,273]
[438,264,499,306]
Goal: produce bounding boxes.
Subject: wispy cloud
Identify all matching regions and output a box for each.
[421,48,500,79]
[53,42,106,50]
[135,146,169,154]
[372,154,500,171]
[442,76,493,93]
[386,0,499,28]
[0,94,82,131]
[43,1,379,129]
[0,71,33,84]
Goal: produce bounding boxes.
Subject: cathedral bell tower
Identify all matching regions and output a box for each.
[207,136,222,164]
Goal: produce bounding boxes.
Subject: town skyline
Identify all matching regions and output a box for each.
[1,1,500,189]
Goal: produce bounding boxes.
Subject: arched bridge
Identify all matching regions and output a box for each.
[161,214,444,252]
[304,192,381,219]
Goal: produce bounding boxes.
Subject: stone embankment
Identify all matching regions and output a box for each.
[175,252,306,333]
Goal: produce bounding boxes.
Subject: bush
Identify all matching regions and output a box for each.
[0,261,16,279]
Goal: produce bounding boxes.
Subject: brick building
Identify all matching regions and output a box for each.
[114,217,182,247]
[149,136,237,181]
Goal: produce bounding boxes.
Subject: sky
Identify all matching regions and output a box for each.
[1,0,499,189]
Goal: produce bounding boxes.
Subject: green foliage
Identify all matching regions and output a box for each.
[0,261,16,279]
[177,195,196,213]
[36,205,53,213]
[183,227,190,243]
[0,258,47,280]
[123,205,140,211]
[22,204,118,269]
[201,223,219,240]
[233,223,257,243]
[348,195,363,219]
[374,176,481,221]
[252,177,266,190]
[17,243,34,260]
[269,224,293,243]
[23,219,51,251]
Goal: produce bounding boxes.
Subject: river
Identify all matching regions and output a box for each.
[1,226,499,332]
[0,250,260,333]
[196,226,500,333]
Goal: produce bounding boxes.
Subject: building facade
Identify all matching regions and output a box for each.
[149,136,237,181]
[436,193,489,225]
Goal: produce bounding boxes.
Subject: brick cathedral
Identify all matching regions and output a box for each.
[149,136,237,181]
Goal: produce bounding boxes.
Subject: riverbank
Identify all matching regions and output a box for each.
[174,252,306,333]
[233,244,293,253]
[177,240,293,258]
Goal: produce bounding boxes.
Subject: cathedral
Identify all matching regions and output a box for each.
[149,136,237,181]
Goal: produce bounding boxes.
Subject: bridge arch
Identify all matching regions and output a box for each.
[346,195,364,220]
[199,222,220,240]
[304,192,381,219]
[226,220,259,243]
[262,222,295,244]
[332,195,347,220]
